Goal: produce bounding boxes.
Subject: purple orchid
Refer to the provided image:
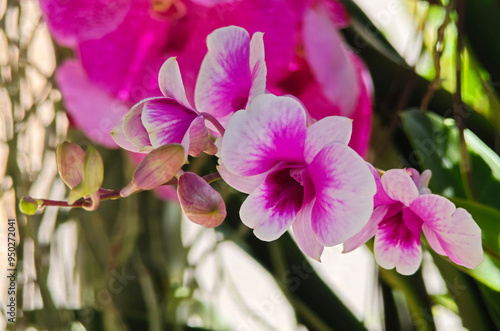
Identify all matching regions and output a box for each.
[111,25,266,157]
[219,94,376,260]
[42,0,373,156]
[343,167,483,275]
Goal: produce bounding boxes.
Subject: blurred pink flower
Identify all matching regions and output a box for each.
[42,0,373,155]
[343,167,483,275]
[219,94,376,260]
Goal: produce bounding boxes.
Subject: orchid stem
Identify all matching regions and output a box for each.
[27,189,122,209]
[202,172,222,183]
[201,112,225,136]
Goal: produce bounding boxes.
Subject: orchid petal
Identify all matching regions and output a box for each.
[141,98,198,149]
[111,118,141,153]
[158,57,193,109]
[221,94,307,176]
[40,0,131,46]
[345,52,373,157]
[401,208,424,237]
[240,168,304,241]
[419,170,432,195]
[122,99,158,151]
[406,168,421,187]
[184,116,211,157]
[292,196,324,261]
[217,163,269,194]
[381,169,419,207]
[248,32,267,103]
[374,215,422,275]
[195,26,252,126]
[309,143,376,246]
[411,195,484,269]
[324,0,350,28]
[343,204,389,253]
[78,1,169,102]
[303,4,358,116]
[55,60,129,148]
[366,163,393,207]
[304,116,352,163]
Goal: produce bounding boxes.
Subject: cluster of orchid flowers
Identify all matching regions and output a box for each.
[21,26,483,276]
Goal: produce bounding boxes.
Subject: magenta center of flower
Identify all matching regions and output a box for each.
[379,212,420,248]
[264,167,306,217]
[289,167,306,186]
[231,95,249,112]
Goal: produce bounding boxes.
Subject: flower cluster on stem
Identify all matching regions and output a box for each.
[21,25,483,276]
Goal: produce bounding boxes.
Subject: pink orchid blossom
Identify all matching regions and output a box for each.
[343,167,483,275]
[112,25,266,157]
[219,94,376,260]
[42,0,373,156]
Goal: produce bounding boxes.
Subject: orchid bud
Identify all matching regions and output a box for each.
[56,141,85,189]
[121,144,185,197]
[177,172,226,227]
[68,146,104,205]
[19,196,40,215]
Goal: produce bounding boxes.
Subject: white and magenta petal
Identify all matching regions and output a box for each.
[308,143,376,246]
[111,118,140,153]
[221,94,307,176]
[182,116,211,157]
[381,169,419,207]
[158,57,193,110]
[195,26,253,126]
[292,197,324,261]
[343,204,389,253]
[304,116,352,163]
[367,163,393,207]
[142,98,198,149]
[240,168,305,241]
[217,163,275,194]
[122,100,154,152]
[374,214,422,275]
[411,195,484,269]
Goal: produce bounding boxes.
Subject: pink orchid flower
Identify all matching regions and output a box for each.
[343,167,483,275]
[219,94,376,260]
[42,0,373,156]
[111,26,266,157]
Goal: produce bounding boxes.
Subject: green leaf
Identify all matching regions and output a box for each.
[400,109,466,197]
[464,0,500,97]
[401,109,500,209]
[432,256,498,330]
[465,130,500,208]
